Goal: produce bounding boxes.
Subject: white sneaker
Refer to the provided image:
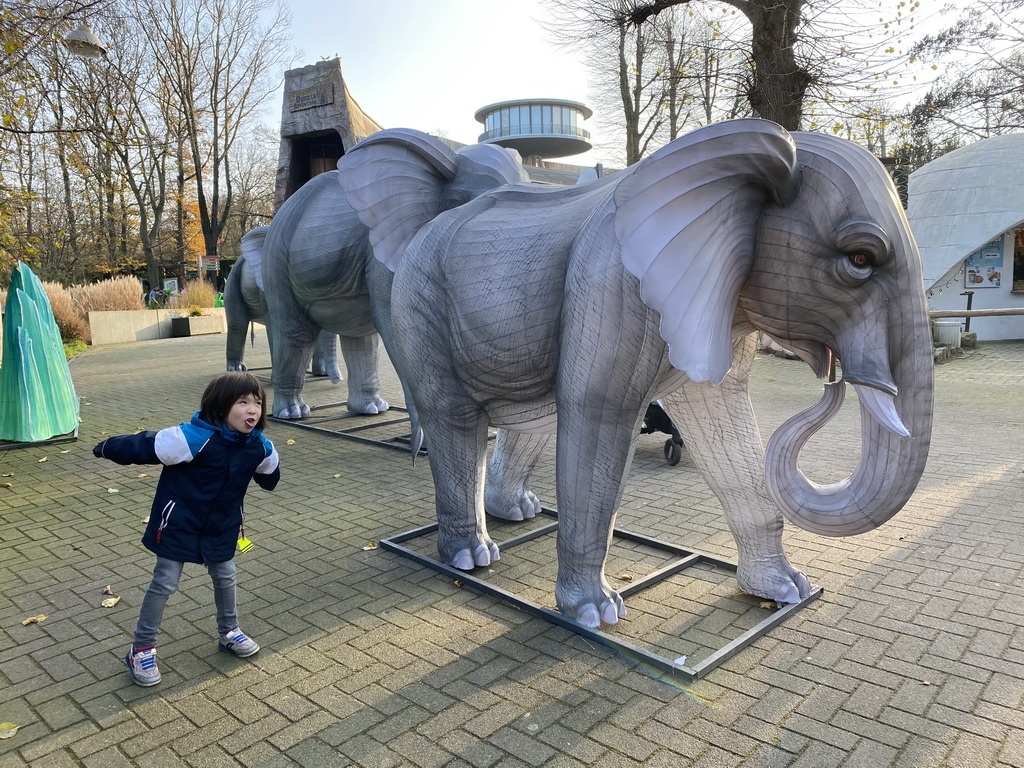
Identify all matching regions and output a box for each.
[218,627,259,657]
[126,646,161,686]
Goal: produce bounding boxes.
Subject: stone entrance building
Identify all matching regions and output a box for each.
[275,58,382,210]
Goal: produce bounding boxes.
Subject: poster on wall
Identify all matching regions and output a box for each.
[964,238,1004,288]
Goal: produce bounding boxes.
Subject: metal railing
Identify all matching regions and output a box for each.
[478,125,591,142]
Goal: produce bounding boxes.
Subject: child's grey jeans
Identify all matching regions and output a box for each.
[133,556,237,648]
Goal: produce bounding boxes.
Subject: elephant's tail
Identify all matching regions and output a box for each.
[410,425,424,466]
[249,321,256,347]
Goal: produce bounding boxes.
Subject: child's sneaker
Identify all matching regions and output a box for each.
[125,646,161,686]
[219,627,259,657]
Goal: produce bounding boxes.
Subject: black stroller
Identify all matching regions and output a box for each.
[640,400,685,466]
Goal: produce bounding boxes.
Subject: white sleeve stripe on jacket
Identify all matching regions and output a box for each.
[154,427,197,465]
[256,448,279,474]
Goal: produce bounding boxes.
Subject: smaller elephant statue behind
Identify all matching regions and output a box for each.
[258,137,529,420]
[337,121,935,628]
[223,230,341,381]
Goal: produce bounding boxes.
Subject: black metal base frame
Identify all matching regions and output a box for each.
[269,401,424,455]
[0,426,79,452]
[381,509,822,683]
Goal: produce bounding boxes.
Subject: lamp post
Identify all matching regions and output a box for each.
[64,24,107,60]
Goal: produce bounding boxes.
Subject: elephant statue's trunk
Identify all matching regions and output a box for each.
[763,318,934,537]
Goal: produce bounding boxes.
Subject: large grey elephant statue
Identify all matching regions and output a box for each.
[223,229,340,380]
[259,141,529,420]
[336,121,934,628]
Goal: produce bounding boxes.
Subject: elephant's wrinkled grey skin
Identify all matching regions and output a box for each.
[336,120,934,628]
[223,243,341,380]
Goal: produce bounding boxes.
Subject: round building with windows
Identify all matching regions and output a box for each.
[474,98,593,162]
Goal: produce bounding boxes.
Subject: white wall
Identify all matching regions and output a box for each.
[927,230,1024,340]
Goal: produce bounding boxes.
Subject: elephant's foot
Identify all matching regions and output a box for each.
[555,577,626,628]
[273,396,311,420]
[347,395,390,415]
[440,533,500,571]
[484,485,541,521]
[312,361,343,383]
[736,552,812,605]
[226,361,247,372]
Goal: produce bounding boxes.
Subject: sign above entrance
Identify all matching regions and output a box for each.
[289,82,334,112]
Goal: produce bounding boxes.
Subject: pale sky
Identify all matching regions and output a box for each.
[278,0,608,164]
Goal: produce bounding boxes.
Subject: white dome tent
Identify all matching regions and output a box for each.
[906,133,1024,341]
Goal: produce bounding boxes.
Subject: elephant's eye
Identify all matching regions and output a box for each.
[834,252,874,287]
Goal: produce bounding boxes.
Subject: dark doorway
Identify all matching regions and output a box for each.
[285,130,344,201]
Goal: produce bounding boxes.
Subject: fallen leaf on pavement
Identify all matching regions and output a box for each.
[107,488,119,494]
[142,516,150,523]
[37,457,47,462]
[101,597,121,608]
[454,580,463,588]
[333,473,341,478]
[102,586,114,595]
[760,601,780,609]
[137,474,149,478]
[0,723,18,739]
[21,615,47,625]
[60,450,69,454]
[0,483,11,489]
[286,439,296,445]
[362,542,378,551]
[1,472,12,477]
[616,574,633,582]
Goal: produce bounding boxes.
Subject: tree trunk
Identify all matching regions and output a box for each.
[624,0,812,131]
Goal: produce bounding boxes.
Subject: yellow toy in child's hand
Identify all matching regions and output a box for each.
[237,537,254,553]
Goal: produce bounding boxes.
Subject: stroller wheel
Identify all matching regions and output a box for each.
[664,438,681,466]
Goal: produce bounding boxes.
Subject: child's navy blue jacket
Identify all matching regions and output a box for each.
[94,413,280,564]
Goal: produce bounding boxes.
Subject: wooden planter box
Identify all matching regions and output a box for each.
[170,315,223,337]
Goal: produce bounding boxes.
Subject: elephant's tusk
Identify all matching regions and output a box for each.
[852,384,910,438]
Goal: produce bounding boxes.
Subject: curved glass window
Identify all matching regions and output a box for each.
[509,106,520,132]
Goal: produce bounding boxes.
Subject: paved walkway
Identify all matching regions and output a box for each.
[1,330,1022,768]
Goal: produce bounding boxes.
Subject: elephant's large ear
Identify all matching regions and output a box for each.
[240,226,271,291]
[446,143,529,208]
[337,128,458,271]
[613,119,800,385]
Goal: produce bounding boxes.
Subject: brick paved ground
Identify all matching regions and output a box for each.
[0,330,1022,767]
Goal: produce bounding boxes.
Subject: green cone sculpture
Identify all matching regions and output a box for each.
[0,263,79,442]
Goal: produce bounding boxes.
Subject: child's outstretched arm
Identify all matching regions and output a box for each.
[93,431,161,465]
[93,424,207,466]
[253,436,280,491]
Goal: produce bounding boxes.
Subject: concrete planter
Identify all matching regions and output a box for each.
[89,308,227,345]
[171,315,223,337]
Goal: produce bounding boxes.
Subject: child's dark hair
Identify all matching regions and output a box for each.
[199,372,267,431]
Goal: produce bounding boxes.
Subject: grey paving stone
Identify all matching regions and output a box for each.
[2,332,1024,768]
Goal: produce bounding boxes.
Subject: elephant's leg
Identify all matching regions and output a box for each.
[485,430,549,521]
[553,277,665,628]
[267,315,317,419]
[662,333,811,604]
[427,409,498,570]
[311,331,343,382]
[339,334,390,414]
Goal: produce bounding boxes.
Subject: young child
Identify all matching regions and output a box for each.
[94,371,280,686]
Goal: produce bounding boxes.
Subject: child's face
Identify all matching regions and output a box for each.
[225,393,263,434]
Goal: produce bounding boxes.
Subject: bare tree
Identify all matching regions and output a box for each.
[546,0,933,148]
[909,1,1024,143]
[136,0,290,263]
[548,1,751,164]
